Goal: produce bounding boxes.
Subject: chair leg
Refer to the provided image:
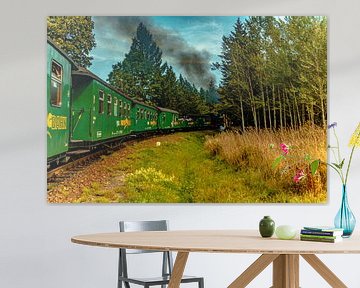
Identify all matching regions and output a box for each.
[118,279,130,288]
[118,278,131,288]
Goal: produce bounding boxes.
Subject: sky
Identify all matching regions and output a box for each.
[89,16,242,88]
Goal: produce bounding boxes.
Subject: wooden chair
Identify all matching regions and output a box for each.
[118,220,204,288]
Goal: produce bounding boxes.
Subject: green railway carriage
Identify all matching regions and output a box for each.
[157,107,180,130]
[177,116,194,129]
[47,38,77,164]
[193,114,212,128]
[131,100,159,132]
[70,68,133,147]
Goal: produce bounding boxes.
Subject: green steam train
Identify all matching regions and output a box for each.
[47,38,220,167]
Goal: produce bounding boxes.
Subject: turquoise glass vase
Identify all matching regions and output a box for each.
[334,185,356,237]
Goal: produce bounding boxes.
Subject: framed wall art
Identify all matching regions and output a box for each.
[47,16,327,203]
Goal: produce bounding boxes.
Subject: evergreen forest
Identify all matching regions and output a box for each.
[48,16,327,129]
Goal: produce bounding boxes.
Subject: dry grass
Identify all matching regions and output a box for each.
[49,129,327,203]
[205,125,327,200]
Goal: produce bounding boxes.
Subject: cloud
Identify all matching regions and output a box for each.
[93,16,216,88]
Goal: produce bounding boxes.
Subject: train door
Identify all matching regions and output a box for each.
[105,94,112,138]
[69,76,95,142]
[96,90,105,140]
[47,56,71,161]
[161,113,167,128]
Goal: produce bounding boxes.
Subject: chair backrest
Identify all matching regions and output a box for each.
[120,220,168,232]
[119,220,169,254]
[118,220,174,283]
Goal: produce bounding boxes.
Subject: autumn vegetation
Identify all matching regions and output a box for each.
[205,126,327,202]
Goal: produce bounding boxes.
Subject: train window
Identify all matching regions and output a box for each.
[107,95,112,115]
[119,100,123,117]
[50,61,63,107]
[98,91,104,114]
[136,108,140,119]
[114,98,118,116]
[141,109,144,119]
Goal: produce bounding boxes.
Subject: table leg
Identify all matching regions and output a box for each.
[228,254,279,288]
[301,254,347,288]
[168,251,189,288]
[272,254,299,288]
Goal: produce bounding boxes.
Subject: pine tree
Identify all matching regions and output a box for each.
[108,23,211,115]
[47,16,96,68]
[207,79,220,104]
[108,23,163,103]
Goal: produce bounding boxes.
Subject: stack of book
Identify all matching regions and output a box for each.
[300,226,344,243]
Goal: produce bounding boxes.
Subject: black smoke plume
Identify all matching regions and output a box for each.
[95,16,215,88]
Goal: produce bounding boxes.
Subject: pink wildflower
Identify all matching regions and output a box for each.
[293,170,305,183]
[280,143,289,155]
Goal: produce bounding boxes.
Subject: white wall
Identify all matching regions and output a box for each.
[1,0,360,287]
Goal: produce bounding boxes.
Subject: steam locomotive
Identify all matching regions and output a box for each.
[47,38,220,167]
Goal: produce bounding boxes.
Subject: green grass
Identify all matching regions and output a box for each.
[109,131,325,203]
[76,182,120,203]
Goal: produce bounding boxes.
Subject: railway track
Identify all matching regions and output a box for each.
[47,150,103,181]
[47,128,218,190]
[47,131,166,185]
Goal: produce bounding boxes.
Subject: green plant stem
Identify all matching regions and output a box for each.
[323,161,344,182]
[333,127,342,163]
[332,127,345,184]
[330,148,339,166]
[344,145,356,185]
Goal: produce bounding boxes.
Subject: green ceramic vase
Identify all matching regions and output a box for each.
[259,216,275,237]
